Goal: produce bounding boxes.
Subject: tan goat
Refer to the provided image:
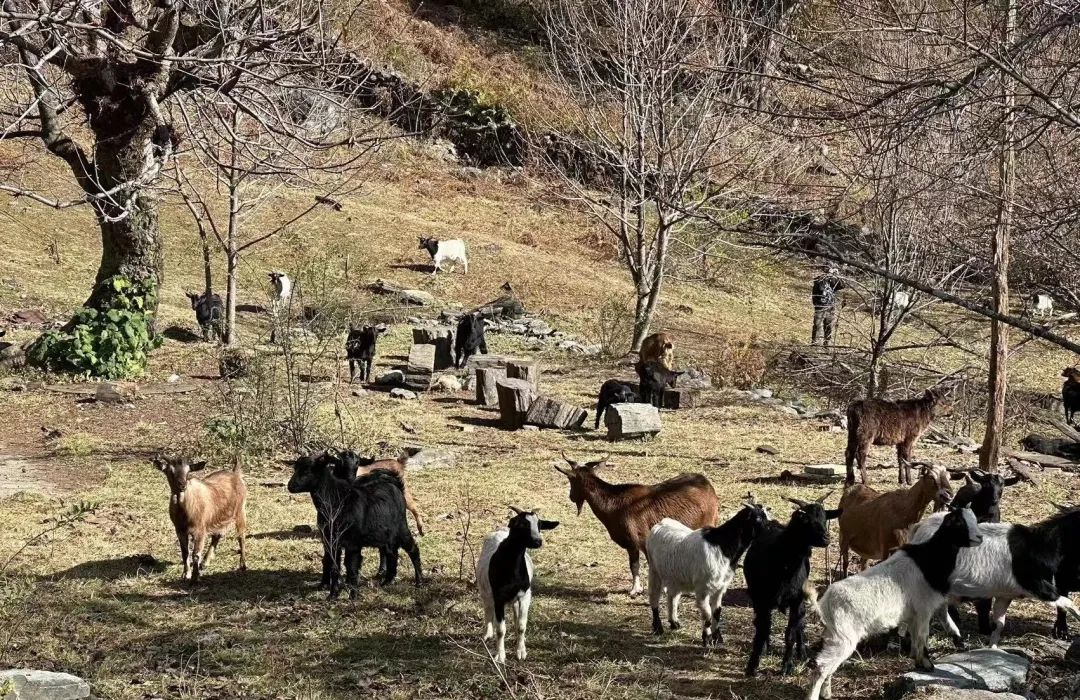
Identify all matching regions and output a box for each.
[640,332,675,370]
[154,455,248,583]
[837,463,953,577]
[357,455,426,536]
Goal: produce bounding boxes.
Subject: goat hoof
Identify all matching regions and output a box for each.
[952,636,967,651]
[780,663,795,676]
[1053,625,1070,640]
[652,624,664,636]
[712,632,725,646]
[669,621,681,631]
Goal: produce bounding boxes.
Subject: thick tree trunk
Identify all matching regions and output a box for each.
[82,191,164,311]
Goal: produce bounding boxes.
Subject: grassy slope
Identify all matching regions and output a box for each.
[2,9,1079,693]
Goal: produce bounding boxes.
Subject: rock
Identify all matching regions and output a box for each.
[406,316,423,325]
[605,403,662,441]
[412,326,454,369]
[390,388,418,400]
[496,378,537,430]
[462,374,474,391]
[475,367,507,407]
[0,669,90,699]
[405,344,436,390]
[376,370,405,387]
[677,367,713,390]
[166,373,181,383]
[522,425,540,432]
[526,320,553,337]
[898,687,1026,700]
[406,449,456,470]
[805,464,845,477]
[525,396,588,430]
[432,375,463,393]
[399,289,435,306]
[778,405,801,416]
[749,388,773,400]
[506,359,540,392]
[94,382,131,404]
[662,387,700,409]
[351,387,368,398]
[888,648,1030,699]
[756,445,780,455]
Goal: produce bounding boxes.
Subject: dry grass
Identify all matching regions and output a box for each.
[2,144,1080,699]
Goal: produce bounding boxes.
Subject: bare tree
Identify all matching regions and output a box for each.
[0,0,386,371]
[542,0,780,350]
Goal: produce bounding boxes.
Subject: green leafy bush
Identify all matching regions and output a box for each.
[29,276,163,379]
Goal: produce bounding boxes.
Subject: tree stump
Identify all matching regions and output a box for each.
[506,359,540,392]
[496,378,536,430]
[412,326,454,369]
[475,367,507,407]
[525,396,588,430]
[404,344,435,391]
[605,403,662,441]
[468,355,512,372]
[662,387,700,410]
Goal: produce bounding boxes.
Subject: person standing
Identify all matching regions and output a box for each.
[812,267,845,346]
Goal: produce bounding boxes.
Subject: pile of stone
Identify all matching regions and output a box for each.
[408,311,601,356]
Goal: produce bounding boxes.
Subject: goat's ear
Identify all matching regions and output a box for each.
[948,470,968,482]
[189,460,208,472]
[152,457,168,472]
[825,508,842,520]
[539,519,560,531]
[1003,476,1022,486]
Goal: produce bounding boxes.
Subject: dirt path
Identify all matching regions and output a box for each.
[0,452,59,498]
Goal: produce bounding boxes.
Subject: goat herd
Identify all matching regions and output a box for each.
[168,257,1080,697]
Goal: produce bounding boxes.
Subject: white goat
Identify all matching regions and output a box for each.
[646,504,768,647]
[418,236,468,275]
[1030,293,1054,319]
[908,509,1080,647]
[808,507,981,700]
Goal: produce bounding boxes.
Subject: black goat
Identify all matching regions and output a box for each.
[595,379,639,429]
[345,325,386,382]
[287,459,421,599]
[186,292,223,341]
[743,494,840,677]
[1062,367,1080,424]
[636,361,683,408]
[455,312,488,369]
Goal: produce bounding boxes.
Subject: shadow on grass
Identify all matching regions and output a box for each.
[389,263,435,274]
[450,414,502,429]
[162,325,204,343]
[250,526,316,541]
[43,554,168,580]
[236,303,267,314]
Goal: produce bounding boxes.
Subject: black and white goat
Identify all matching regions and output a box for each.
[345,324,387,382]
[418,236,468,275]
[949,470,1020,524]
[594,379,639,429]
[636,361,683,408]
[908,505,1080,646]
[743,493,840,677]
[646,502,769,646]
[454,312,488,368]
[476,507,558,663]
[186,291,223,341]
[807,507,983,700]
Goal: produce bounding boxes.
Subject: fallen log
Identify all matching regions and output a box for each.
[525,396,588,430]
[496,378,536,430]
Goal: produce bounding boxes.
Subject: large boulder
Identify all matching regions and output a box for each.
[896,686,1026,700]
[0,669,90,699]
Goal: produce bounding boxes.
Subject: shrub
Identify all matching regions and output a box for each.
[710,335,769,389]
[28,276,163,379]
[586,295,635,357]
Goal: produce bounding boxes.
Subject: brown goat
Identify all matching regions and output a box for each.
[555,453,718,596]
[154,455,248,583]
[837,463,953,577]
[640,332,675,370]
[845,388,952,485]
[358,456,425,536]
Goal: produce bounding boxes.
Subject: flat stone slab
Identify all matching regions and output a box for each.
[0,669,90,699]
[900,685,1026,700]
[888,649,1030,699]
[805,464,845,477]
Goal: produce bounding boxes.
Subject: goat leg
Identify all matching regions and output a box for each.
[176,527,191,581]
[344,550,361,600]
[203,534,222,570]
[745,609,771,677]
[628,550,643,597]
[780,601,805,674]
[190,532,207,583]
[1053,607,1070,640]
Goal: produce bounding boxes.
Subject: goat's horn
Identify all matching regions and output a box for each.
[508,504,526,515]
[1051,501,1072,513]
[560,450,575,466]
[815,490,834,504]
[786,497,809,508]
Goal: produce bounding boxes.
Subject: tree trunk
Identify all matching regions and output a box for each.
[197,227,214,298]
[980,0,1016,472]
[225,251,238,347]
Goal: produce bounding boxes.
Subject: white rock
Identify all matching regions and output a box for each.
[390,388,418,400]
[0,669,90,699]
[891,648,1030,696]
[432,375,463,393]
[805,464,845,477]
[167,373,181,383]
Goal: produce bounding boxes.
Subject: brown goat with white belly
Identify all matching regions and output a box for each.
[154,455,248,583]
[845,388,952,485]
[555,453,718,596]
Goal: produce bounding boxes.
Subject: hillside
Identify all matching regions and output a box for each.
[2,3,1080,699]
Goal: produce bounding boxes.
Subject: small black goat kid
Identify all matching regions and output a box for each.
[345,324,387,382]
[636,361,683,408]
[743,493,840,677]
[595,379,639,429]
[186,291,224,342]
[455,312,488,369]
[1062,367,1080,425]
[287,457,421,599]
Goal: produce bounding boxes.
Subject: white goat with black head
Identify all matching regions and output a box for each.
[476,506,559,663]
[808,506,982,700]
[646,497,769,647]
